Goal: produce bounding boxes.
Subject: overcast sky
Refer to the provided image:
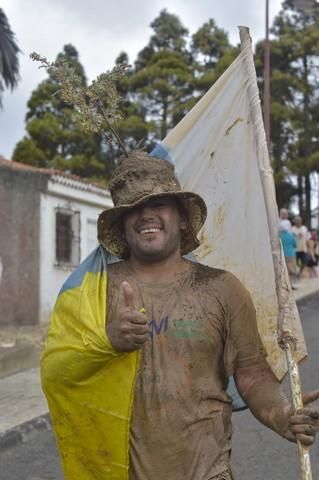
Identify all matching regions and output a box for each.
[0,0,284,159]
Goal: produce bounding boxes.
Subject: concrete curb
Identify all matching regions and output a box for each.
[0,413,51,450]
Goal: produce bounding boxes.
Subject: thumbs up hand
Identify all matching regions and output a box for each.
[106,281,149,352]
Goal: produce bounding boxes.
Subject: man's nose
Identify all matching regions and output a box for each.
[139,205,156,219]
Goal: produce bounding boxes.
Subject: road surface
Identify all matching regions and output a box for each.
[1,294,318,479]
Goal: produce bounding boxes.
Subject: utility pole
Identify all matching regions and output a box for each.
[264,0,271,150]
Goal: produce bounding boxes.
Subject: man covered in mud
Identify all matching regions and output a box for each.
[42,152,319,480]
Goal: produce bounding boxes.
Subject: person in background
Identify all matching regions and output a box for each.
[279,221,298,289]
[279,208,292,232]
[314,231,319,267]
[292,216,309,279]
[305,231,318,278]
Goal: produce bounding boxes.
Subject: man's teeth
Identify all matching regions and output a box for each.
[140,228,161,234]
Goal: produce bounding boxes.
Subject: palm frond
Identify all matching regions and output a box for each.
[0,8,20,93]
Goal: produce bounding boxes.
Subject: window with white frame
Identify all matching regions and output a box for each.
[55,208,81,266]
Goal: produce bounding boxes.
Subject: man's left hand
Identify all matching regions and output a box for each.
[284,389,319,446]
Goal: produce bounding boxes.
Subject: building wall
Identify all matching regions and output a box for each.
[39,183,111,324]
[0,166,47,325]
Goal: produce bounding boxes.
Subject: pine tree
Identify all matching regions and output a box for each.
[13,44,112,182]
[127,10,194,140]
[255,1,319,224]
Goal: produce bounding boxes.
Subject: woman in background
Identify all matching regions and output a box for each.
[280,221,298,289]
[305,231,318,278]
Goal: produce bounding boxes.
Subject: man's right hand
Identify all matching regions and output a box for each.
[106,281,149,352]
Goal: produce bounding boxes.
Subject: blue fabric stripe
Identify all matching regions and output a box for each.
[149,143,174,165]
[59,246,120,295]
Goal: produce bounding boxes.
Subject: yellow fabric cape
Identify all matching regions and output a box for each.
[41,247,139,480]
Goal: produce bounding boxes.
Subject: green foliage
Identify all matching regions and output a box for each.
[149,9,188,52]
[126,11,234,140]
[129,49,193,138]
[190,20,238,95]
[255,1,319,224]
[309,150,319,172]
[14,5,318,220]
[13,44,120,180]
[29,48,129,153]
[125,11,193,139]
[13,138,46,167]
[12,11,242,178]
[191,19,230,68]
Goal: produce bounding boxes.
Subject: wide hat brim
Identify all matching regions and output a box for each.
[97,190,207,258]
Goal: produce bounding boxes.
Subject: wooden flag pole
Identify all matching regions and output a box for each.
[238,26,312,480]
[282,334,313,479]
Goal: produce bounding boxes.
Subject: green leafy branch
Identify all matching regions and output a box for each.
[30,52,129,156]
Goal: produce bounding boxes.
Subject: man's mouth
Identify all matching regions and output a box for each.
[139,227,161,235]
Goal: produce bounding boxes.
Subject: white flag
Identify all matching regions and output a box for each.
[151,27,306,381]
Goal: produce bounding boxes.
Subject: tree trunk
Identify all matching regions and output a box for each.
[297,174,305,217]
[302,54,311,228]
[160,99,168,139]
[305,172,311,228]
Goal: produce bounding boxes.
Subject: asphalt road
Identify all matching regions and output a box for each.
[232,294,319,479]
[1,294,318,480]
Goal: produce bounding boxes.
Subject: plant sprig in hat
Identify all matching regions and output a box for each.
[30,51,129,156]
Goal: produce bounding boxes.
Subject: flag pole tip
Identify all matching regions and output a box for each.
[238,26,252,48]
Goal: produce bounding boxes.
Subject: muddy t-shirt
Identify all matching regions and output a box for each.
[107,260,265,480]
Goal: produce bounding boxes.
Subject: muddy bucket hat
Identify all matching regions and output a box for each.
[97,151,207,258]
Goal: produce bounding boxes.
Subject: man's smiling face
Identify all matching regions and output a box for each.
[122,196,187,263]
